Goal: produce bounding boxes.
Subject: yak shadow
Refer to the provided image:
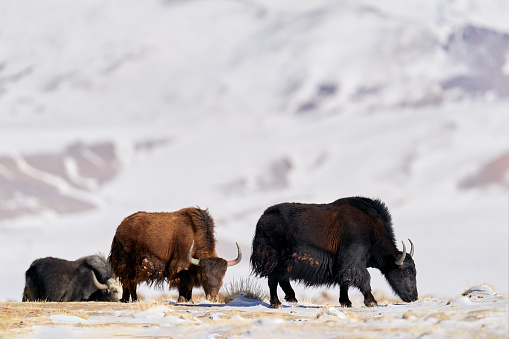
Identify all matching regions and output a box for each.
[166,299,325,309]
[166,299,271,308]
[162,299,398,309]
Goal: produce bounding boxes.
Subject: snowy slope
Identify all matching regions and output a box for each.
[0,0,508,302]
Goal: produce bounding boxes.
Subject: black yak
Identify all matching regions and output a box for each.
[250,197,417,308]
[108,208,242,302]
[22,254,122,302]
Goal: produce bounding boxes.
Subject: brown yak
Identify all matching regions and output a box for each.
[108,207,241,302]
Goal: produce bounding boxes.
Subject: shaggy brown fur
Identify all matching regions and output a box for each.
[109,207,239,302]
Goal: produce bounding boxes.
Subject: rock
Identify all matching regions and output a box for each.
[177,312,195,321]
[402,310,417,319]
[463,285,496,298]
[318,307,348,320]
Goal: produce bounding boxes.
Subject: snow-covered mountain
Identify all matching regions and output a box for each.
[0,0,508,302]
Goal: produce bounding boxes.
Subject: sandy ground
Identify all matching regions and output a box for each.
[1,285,507,338]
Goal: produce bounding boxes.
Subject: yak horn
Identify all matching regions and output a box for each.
[187,241,200,266]
[92,271,108,290]
[227,242,242,267]
[395,241,406,266]
[409,238,414,257]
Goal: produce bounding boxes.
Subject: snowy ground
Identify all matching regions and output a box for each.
[3,285,507,338]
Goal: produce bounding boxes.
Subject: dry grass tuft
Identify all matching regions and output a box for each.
[221,277,269,304]
[309,291,336,305]
[372,291,401,306]
[139,293,175,305]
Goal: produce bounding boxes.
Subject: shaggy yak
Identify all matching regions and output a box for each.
[23,254,122,302]
[250,197,417,308]
[108,207,241,302]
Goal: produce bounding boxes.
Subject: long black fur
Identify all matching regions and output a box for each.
[250,196,417,308]
[338,197,395,243]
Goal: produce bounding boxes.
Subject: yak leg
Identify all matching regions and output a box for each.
[120,280,137,303]
[120,288,130,303]
[120,291,129,303]
[356,268,377,307]
[127,281,138,302]
[339,283,352,308]
[120,280,130,302]
[268,276,282,308]
[361,289,377,307]
[177,286,192,303]
[341,265,377,307]
[177,288,190,303]
[279,279,298,303]
[177,271,194,303]
[129,282,138,302]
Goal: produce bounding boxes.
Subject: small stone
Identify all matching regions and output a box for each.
[402,310,417,319]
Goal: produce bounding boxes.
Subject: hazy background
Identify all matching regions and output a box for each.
[0,0,508,302]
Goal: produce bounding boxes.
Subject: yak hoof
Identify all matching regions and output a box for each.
[285,296,298,303]
[270,301,282,309]
[177,296,188,303]
[340,300,352,308]
[206,296,218,303]
[364,300,378,307]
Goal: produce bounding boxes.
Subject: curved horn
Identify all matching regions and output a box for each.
[395,241,406,266]
[91,271,108,290]
[409,238,414,257]
[187,240,200,266]
[227,242,242,267]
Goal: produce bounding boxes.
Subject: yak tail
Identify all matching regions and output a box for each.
[22,268,39,302]
[250,227,279,277]
[108,236,126,278]
[22,284,32,302]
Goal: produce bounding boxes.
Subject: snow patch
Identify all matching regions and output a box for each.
[46,314,88,324]
[11,290,509,338]
[447,296,474,306]
[225,294,267,307]
[131,305,173,320]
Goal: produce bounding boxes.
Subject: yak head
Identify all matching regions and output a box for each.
[92,271,123,301]
[383,239,418,303]
[187,241,242,301]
